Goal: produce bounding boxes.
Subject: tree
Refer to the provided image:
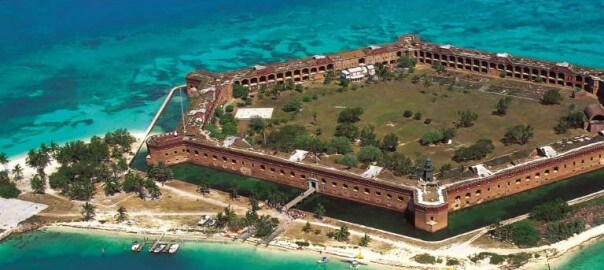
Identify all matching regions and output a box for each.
[196,177,210,195]
[333,224,350,242]
[302,221,312,233]
[104,129,135,154]
[324,71,335,84]
[115,205,128,222]
[381,133,399,152]
[337,107,364,123]
[422,76,432,89]
[233,84,249,99]
[0,152,8,171]
[328,137,352,154]
[453,139,495,162]
[146,162,172,186]
[334,123,359,141]
[398,56,417,68]
[499,70,507,78]
[30,174,46,194]
[0,171,20,198]
[336,154,358,168]
[12,164,23,181]
[122,172,145,198]
[229,183,239,200]
[282,100,302,112]
[503,125,534,145]
[357,146,383,163]
[81,202,96,221]
[314,203,326,220]
[413,112,422,120]
[359,125,379,147]
[359,233,371,247]
[495,97,512,116]
[420,130,444,145]
[26,148,51,177]
[103,179,121,196]
[509,220,540,247]
[529,199,570,222]
[267,125,308,152]
[457,110,478,127]
[381,153,414,176]
[248,116,266,135]
[542,89,562,105]
[403,110,413,118]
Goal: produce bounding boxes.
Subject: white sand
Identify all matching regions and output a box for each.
[0,198,47,230]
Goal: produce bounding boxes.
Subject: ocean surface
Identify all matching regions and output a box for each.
[1,0,604,268]
[0,228,355,270]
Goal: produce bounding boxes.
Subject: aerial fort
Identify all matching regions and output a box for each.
[146,34,604,233]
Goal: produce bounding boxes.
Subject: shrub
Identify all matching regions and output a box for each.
[336,154,358,168]
[295,241,310,247]
[542,89,562,105]
[420,130,444,145]
[503,124,534,145]
[457,110,478,127]
[424,118,432,125]
[403,110,413,118]
[446,258,460,266]
[337,107,364,123]
[233,84,249,99]
[225,105,234,113]
[413,253,436,264]
[357,146,383,163]
[453,139,494,162]
[530,199,571,221]
[302,95,312,102]
[413,112,422,120]
[282,100,302,112]
[509,220,540,247]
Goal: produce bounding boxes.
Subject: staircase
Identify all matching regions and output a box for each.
[283,187,316,211]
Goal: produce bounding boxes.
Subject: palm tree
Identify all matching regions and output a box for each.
[196,178,210,195]
[12,164,23,181]
[314,203,326,220]
[81,202,96,221]
[30,174,46,194]
[115,206,128,222]
[333,224,350,242]
[0,152,9,171]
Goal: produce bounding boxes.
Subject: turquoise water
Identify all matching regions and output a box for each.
[3,0,604,267]
[0,228,355,270]
[558,240,604,270]
[2,0,604,157]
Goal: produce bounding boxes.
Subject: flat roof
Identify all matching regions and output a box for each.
[235,108,274,119]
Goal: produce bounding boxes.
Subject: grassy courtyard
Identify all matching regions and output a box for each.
[242,69,595,168]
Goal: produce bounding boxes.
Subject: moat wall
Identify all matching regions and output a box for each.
[147,136,604,233]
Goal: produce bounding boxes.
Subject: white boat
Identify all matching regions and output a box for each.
[131,242,141,252]
[349,260,360,269]
[154,244,167,253]
[317,256,328,264]
[206,219,216,227]
[168,243,180,254]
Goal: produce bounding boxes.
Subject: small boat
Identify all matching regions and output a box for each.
[131,242,141,252]
[317,256,328,264]
[349,260,360,269]
[168,243,180,254]
[153,244,167,253]
[206,219,216,227]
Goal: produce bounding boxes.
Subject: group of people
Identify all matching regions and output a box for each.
[286,209,306,220]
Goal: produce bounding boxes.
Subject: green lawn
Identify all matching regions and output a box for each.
[244,70,595,168]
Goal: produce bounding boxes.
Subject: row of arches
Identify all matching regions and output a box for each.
[415,50,588,90]
[234,64,334,87]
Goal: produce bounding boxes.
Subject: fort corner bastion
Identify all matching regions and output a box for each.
[146,34,604,233]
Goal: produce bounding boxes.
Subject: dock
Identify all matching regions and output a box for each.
[148,235,183,254]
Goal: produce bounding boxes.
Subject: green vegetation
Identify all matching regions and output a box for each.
[413,253,436,264]
[115,206,128,223]
[420,128,456,145]
[446,258,460,266]
[529,199,571,221]
[357,146,382,163]
[146,162,173,185]
[502,124,534,145]
[336,154,358,168]
[282,100,302,112]
[453,139,494,163]
[330,224,350,242]
[555,106,586,134]
[542,89,562,105]
[248,70,593,167]
[81,202,96,221]
[302,221,312,233]
[215,205,279,238]
[30,174,46,194]
[0,171,20,198]
[457,110,478,128]
[359,233,371,247]
[233,84,249,99]
[314,202,326,220]
[545,218,584,242]
[47,130,135,200]
[494,97,512,116]
[380,152,414,176]
[397,56,416,68]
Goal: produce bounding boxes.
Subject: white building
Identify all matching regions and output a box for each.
[340,64,376,82]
